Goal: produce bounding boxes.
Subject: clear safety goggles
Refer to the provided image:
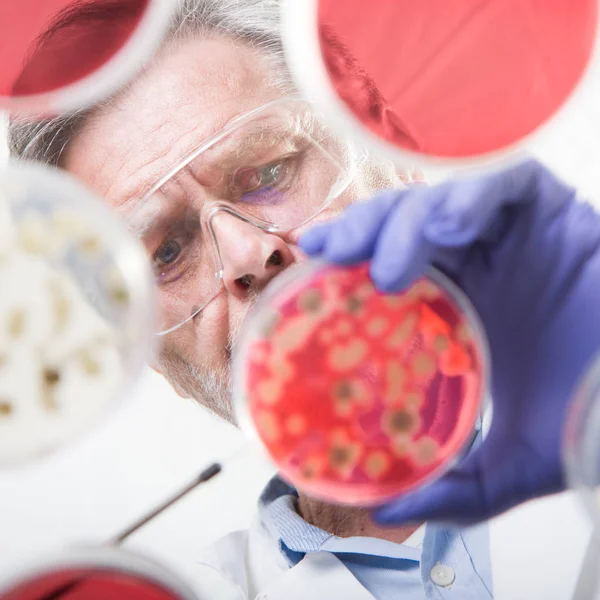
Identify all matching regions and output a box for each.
[125,97,357,335]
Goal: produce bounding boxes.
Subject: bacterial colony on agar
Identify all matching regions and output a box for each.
[239,263,486,505]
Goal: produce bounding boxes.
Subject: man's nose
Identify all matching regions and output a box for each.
[210,212,295,299]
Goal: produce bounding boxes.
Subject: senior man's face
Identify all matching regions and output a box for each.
[65,37,401,422]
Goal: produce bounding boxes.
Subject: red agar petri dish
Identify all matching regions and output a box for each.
[235,262,488,506]
[1,570,180,600]
[0,0,174,116]
[0,549,196,600]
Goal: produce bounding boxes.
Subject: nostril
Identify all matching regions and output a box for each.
[265,250,284,268]
[236,274,254,289]
[232,252,285,293]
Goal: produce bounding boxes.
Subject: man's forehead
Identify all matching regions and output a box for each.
[65,36,283,208]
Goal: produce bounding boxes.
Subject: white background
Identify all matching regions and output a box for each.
[2,58,600,598]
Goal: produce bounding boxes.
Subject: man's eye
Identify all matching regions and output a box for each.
[234,161,287,193]
[154,239,181,268]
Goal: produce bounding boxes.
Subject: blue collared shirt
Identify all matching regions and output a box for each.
[259,477,493,599]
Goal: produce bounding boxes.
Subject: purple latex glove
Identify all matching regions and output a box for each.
[300,159,600,525]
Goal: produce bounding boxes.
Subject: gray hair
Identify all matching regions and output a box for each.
[8,0,289,166]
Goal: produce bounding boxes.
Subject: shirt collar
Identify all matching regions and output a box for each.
[259,476,422,563]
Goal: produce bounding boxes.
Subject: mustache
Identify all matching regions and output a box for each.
[226,288,261,356]
[225,261,307,356]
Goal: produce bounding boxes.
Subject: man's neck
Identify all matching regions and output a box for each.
[297,492,422,544]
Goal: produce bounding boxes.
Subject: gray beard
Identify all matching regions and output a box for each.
[175,359,235,424]
[160,291,260,425]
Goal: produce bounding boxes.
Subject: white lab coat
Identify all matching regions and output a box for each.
[190,491,592,600]
[195,516,376,600]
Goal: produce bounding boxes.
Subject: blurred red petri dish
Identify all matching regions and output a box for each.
[237,263,488,505]
[0,568,184,600]
[314,0,597,159]
[0,0,149,98]
[0,0,174,117]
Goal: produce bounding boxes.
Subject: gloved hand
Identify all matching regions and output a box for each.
[300,159,600,525]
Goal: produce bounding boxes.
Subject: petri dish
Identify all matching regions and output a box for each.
[0,161,155,465]
[564,352,600,531]
[0,0,175,116]
[234,261,489,506]
[282,0,599,169]
[0,547,198,600]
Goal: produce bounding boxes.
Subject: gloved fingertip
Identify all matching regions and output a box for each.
[324,245,371,266]
[298,224,330,255]
[369,258,424,295]
[372,500,426,525]
[370,274,410,295]
[369,266,406,294]
[423,218,476,246]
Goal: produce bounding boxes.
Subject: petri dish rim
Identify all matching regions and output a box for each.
[563,351,600,532]
[0,159,157,467]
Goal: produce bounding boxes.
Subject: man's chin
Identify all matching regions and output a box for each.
[160,348,236,424]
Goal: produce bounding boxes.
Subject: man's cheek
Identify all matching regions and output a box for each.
[163,294,231,368]
[202,296,232,351]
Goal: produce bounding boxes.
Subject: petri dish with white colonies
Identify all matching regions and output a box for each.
[0,161,155,465]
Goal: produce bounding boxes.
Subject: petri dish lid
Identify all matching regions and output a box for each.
[564,351,600,531]
[0,546,199,600]
[0,0,175,117]
[282,0,599,170]
[233,260,489,506]
[0,160,156,465]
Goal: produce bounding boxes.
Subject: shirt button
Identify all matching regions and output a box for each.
[430,563,455,587]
